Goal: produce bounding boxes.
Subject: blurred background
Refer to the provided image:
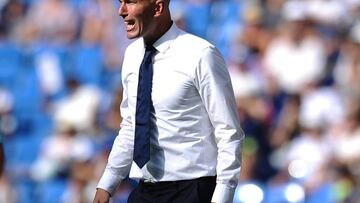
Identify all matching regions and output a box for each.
[0,0,360,202]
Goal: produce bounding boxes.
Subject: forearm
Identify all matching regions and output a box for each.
[211,135,243,203]
[97,126,134,195]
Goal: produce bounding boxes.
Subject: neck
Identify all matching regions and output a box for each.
[144,18,173,46]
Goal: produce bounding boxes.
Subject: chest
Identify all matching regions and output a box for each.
[125,54,200,110]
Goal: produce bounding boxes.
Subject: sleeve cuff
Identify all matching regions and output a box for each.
[96,170,123,196]
[211,183,236,203]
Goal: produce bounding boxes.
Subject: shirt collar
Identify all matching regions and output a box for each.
[143,22,180,54]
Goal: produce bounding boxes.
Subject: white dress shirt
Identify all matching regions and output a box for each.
[97,23,244,203]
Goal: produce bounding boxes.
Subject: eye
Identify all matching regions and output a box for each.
[119,0,137,5]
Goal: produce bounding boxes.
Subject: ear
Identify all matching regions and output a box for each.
[154,0,165,17]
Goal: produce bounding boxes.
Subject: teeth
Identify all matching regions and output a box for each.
[125,22,135,31]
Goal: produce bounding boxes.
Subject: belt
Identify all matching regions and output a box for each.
[139,176,216,187]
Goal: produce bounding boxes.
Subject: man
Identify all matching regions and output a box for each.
[93,0,244,202]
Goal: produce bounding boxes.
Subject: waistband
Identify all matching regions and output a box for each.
[139,176,216,187]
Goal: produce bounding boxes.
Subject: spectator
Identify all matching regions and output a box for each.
[264,0,326,94]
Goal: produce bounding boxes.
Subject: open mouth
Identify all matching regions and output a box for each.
[124,20,135,31]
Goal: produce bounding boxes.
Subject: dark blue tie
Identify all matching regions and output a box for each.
[134,46,156,168]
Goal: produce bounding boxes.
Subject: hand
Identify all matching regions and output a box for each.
[93,188,111,203]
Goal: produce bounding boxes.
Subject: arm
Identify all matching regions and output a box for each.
[195,47,244,203]
[94,57,135,202]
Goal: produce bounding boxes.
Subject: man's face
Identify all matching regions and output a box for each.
[118,0,156,39]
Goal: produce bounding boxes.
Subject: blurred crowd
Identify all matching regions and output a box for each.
[0,0,360,202]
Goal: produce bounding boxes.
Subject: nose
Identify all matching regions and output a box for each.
[118,3,127,18]
[118,2,127,18]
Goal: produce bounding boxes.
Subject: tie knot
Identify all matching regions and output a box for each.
[145,45,157,55]
[143,46,157,63]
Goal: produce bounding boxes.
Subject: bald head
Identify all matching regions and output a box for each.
[118,0,173,45]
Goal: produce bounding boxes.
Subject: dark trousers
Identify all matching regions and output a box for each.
[127,176,216,203]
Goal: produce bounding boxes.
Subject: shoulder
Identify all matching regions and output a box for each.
[121,39,143,77]
[175,30,224,65]
[170,30,224,68]
[174,30,215,54]
[122,38,143,69]
[124,38,143,56]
